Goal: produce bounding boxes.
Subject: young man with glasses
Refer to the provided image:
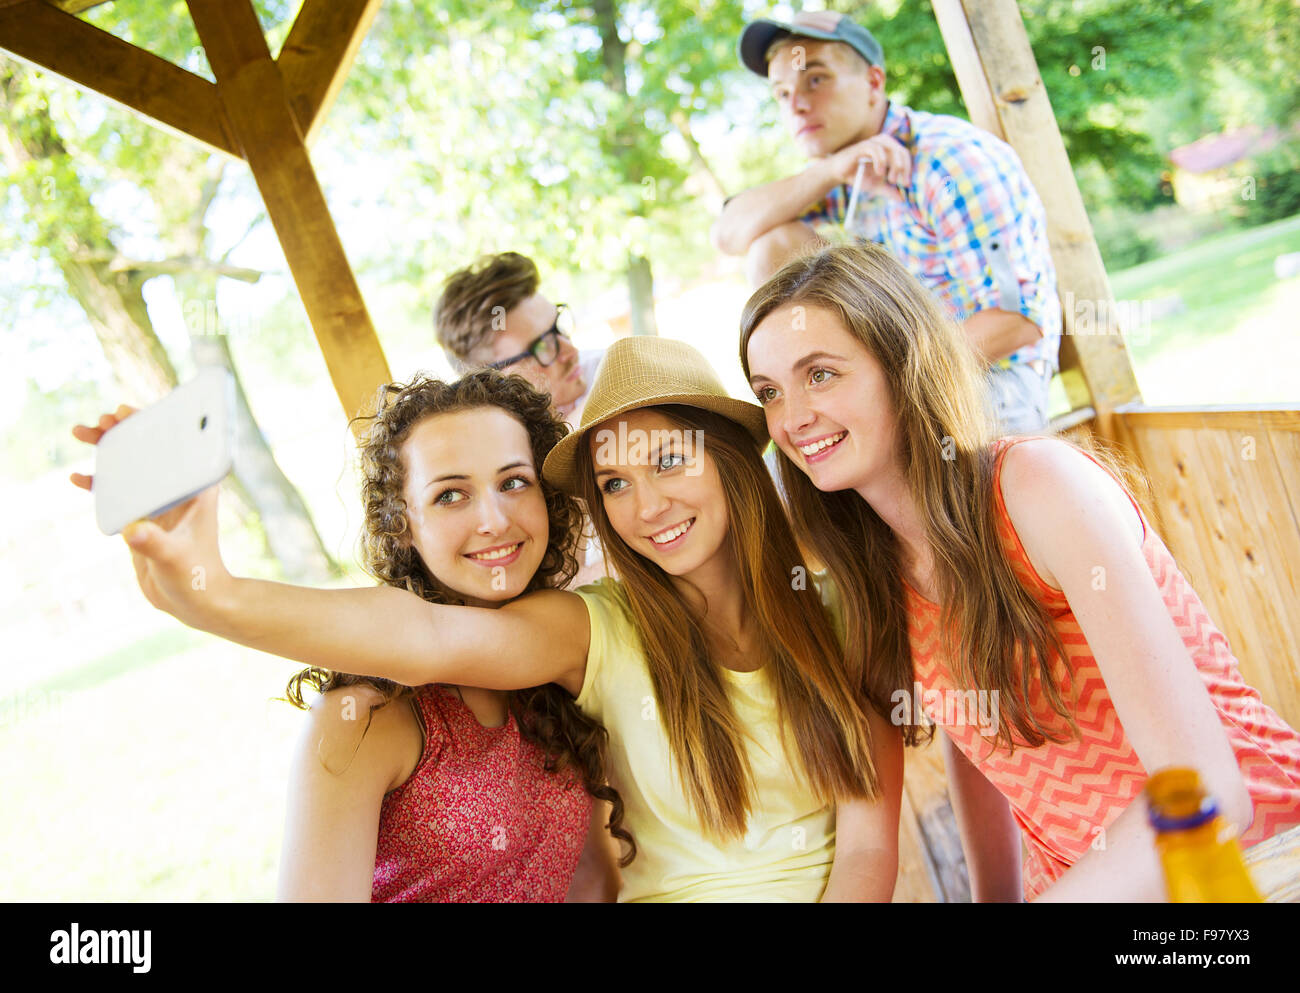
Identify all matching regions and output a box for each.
[435,252,602,426]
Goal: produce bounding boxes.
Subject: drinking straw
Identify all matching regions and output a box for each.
[843,156,869,236]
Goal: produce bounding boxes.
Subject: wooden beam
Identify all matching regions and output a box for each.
[1053,335,1093,413]
[932,0,1143,422]
[185,0,390,426]
[931,0,1102,415]
[931,0,1002,137]
[277,0,381,146]
[0,0,240,158]
[46,0,115,13]
[1115,403,1300,434]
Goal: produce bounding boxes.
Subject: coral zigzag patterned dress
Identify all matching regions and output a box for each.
[905,438,1300,900]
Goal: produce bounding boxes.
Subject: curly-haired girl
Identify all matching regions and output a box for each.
[74,371,632,902]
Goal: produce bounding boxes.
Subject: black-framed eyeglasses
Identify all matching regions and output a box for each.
[488,304,575,370]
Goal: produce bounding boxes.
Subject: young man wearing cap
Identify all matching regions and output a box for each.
[435,251,604,428]
[435,251,609,586]
[712,11,1061,434]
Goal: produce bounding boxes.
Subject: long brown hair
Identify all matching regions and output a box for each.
[740,242,1084,754]
[285,370,634,864]
[576,404,880,840]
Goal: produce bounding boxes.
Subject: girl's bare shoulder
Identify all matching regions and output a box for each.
[300,684,424,790]
[998,438,1144,557]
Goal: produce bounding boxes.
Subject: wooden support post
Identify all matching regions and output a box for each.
[932,0,1143,432]
[185,0,390,427]
[903,744,972,902]
[278,0,382,147]
[0,0,240,157]
[46,0,116,13]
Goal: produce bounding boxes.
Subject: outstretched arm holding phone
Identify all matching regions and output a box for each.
[71,407,590,697]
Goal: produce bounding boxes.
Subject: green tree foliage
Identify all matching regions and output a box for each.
[318,0,1296,318]
[817,0,1220,212]
[1151,0,1299,145]
[335,0,750,322]
[8,0,1295,380]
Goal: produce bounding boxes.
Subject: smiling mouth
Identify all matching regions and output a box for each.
[798,431,846,460]
[465,541,524,563]
[649,518,695,546]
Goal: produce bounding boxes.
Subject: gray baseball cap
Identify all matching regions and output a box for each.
[739,10,885,78]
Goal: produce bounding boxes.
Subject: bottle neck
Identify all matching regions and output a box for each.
[1149,797,1219,833]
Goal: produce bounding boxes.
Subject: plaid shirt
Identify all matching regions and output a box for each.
[800,102,1061,370]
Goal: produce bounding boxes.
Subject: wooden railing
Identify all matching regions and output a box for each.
[1115,404,1300,730]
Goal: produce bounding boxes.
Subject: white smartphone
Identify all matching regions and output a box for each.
[94,367,236,535]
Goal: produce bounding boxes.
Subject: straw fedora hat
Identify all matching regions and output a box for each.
[542,336,769,495]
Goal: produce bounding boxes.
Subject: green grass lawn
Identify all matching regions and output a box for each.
[1,635,303,901]
[1106,214,1300,405]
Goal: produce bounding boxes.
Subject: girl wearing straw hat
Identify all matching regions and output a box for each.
[78,338,904,902]
[741,241,1300,901]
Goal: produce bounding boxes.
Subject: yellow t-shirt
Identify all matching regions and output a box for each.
[575,575,843,902]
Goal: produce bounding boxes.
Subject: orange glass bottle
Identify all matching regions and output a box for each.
[1145,767,1263,903]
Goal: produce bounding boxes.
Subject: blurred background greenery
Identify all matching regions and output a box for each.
[2,0,1298,900]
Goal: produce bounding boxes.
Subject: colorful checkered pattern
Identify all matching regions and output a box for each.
[800,102,1062,370]
[905,439,1300,900]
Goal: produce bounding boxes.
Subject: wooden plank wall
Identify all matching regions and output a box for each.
[892,744,972,903]
[1117,405,1300,731]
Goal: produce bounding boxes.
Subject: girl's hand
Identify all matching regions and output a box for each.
[70,405,234,631]
[69,404,138,489]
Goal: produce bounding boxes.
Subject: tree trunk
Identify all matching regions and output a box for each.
[592,0,659,337]
[57,256,180,403]
[626,252,658,336]
[592,0,626,95]
[176,272,339,583]
[671,109,728,210]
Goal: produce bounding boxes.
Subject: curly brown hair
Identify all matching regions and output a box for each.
[285,369,634,865]
[434,252,539,371]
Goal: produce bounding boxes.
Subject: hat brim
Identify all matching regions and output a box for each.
[542,394,769,497]
[739,18,841,77]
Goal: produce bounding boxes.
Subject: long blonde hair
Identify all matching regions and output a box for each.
[740,242,1077,752]
[576,404,881,839]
